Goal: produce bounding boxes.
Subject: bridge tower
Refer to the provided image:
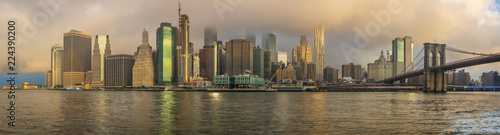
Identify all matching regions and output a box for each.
[423,43,447,92]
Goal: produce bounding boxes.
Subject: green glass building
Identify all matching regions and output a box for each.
[156,22,178,85]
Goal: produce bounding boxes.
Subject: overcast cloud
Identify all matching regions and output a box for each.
[1,0,500,80]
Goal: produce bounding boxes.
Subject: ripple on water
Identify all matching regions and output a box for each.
[445,111,500,134]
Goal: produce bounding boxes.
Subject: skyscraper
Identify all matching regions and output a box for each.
[105,54,135,87]
[294,35,312,80]
[342,63,362,81]
[132,29,154,87]
[179,11,190,83]
[277,51,287,64]
[269,33,277,63]
[199,43,218,81]
[292,48,297,65]
[192,53,199,77]
[51,44,63,87]
[392,36,413,78]
[204,27,217,46]
[91,35,111,86]
[63,30,92,88]
[226,39,253,76]
[216,41,226,75]
[323,66,339,83]
[264,51,271,80]
[253,46,264,78]
[314,24,325,81]
[46,70,52,88]
[157,22,178,85]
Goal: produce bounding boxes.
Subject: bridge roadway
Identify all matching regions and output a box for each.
[380,52,500,83]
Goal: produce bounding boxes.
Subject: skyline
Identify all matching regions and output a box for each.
[2,0,500,81]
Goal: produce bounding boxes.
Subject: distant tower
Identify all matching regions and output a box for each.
[314,24,325,81]
[132,29,154,87]
[392,36,413,78]
[63,30,92,88]
[91,35,111,86]
[178,0,191,83]
[51,44,64,87]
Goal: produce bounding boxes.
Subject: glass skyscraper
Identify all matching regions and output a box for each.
[392,36,414,78]
[156,22,178,85]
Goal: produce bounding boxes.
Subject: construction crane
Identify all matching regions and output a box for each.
[311,68,319,90]
[265,65,282,87]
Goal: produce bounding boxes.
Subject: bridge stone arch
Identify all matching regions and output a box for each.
[423,43,447,92]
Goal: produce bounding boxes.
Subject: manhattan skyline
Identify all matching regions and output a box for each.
[1,0,500,82]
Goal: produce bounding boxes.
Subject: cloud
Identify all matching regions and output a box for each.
[0,0,499,80]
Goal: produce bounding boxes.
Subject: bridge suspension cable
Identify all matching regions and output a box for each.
[446,46,500,56]
[396,48,425,76]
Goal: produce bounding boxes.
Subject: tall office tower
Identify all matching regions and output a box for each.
[204,27,217,46]
[269,33,277,63]
[342,63,362,81]
[295,35,312,80]
[63,30,92,88]
[294,65,303,81]
[307,62,316,81]
[226,39,254,76]
[188,42,194,80]
[314,24,325,81]
[199,44,218,81]
[253,47,264,78]
[292,48,297,64]
[261,33,269,50]
[105,54,135,87]
[264,51,271,80]
[216,41,226,75]
[51,44,63,87]
[157,22,178,85]
[368,50,393,82]
[392,36,413,79]
[277,51,287,64]
[192,53,200,77]
[132,29,155,87]
[178,9,190,83]
[46,70,52,87]
[91,35,111,86]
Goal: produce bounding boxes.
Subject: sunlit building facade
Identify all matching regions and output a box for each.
[132,29,155,87]
[392,36,413,78]
[314,24,325,81]
[91,35,111,86]
[156,22,178,85]
[63,30,92,88]
[51,44,64,87]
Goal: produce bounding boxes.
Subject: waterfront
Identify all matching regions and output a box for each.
[0,90,499,134]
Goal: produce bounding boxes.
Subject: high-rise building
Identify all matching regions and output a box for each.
[451,69,471,86]
[269,33,276,63]
[264,51,271,80]
[481,71,500,86]
[277,51,287,64]
[51,44,63,87]
[91,35,111,86]
[314,24,325,81]
[294,65,303,81]
[253,47,264,78]
[105,54,135,87]
[179,13,190,83]
[188,42,194,80]
[392,36,413,78]
[132,29,155,87]
[199,44,218,81]
[342,63,362,81]
[46,70,52,88]
[292,48,297,65]
[204,27,217,46]
[192,53,199,77]
[63,30,92,88]
[156,22,178,85]
[293,35,312,79]
[216,41,226,75]
[323,66,339,83]
[226,39,253,76]
[307,62,316,81]
[368,50,393,82]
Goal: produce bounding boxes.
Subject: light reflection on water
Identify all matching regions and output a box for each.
[0,91,499,134]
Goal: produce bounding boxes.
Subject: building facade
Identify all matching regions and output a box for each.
[264,51,271,80]
[91,35,111,86]
[342,63,362,81]
[323,66,339,83]
[314,24,325,81]
[156,22,178,85]
[204,27,217,46]
[276,63,296,82]
[105,54,135,87]
[63,30,92,88]
[253,47,264,78]
[368,50,393,82]
[51,44,64,87]
[269,33,276,63]
[132,29,155,87]
[179,14,191,83]
[481,71,500,86]
[226,39,254,76]
[392,36,413,77]
[277,51,287,64]
[199,44,217,81]
[192,53,199,77]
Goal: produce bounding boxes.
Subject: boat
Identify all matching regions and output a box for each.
[97,88,105,91]
[207,87,276,92]
[164,87,173,91]
[66,87,81,91]
[271,84,305,91]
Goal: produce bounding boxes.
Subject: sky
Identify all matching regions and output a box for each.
[1,0,500,86]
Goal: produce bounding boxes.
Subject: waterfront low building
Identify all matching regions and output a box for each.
[368,50,392,82]
[213,75,265,88]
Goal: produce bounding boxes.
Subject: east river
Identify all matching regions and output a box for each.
[0,90,499,134]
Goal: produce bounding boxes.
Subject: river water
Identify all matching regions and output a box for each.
[0,90,499,134]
